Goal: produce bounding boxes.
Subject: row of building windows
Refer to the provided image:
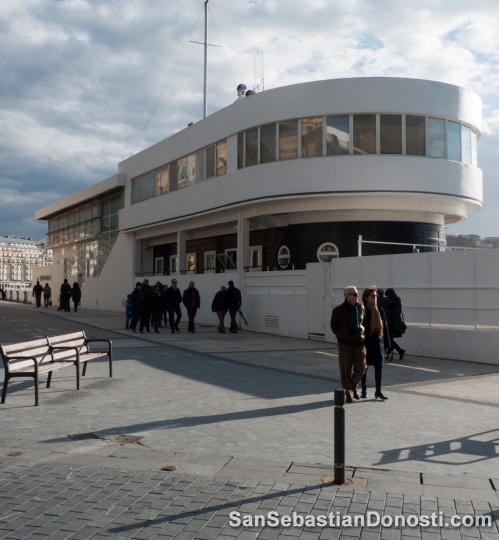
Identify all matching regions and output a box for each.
[152,242,339,275]
[131,139,228,205]
[47,192,123,247]
[237,114,478,168]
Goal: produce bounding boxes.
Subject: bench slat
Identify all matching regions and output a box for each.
[48,332,85,344]
[1,339,48,354]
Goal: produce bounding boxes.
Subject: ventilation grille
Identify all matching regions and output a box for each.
[264,315,279,329]
[169,161,178,191]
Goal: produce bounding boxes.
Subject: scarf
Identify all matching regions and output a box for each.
[348,303,360,333]
[367,305,383,337]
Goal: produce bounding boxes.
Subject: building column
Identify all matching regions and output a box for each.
[177,230,186,276]
[237,213,250,289]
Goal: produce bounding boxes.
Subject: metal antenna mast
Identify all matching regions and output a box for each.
[190,1,221,119]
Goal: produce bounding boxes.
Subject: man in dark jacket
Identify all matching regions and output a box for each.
[182,281,201,333]
[131,282,149,333]
[226,280,241,333]
[166,279,182,333]
[330,285,367,403]
[32,281,43,308]
[212,286,229,333]
[60,279,72,312]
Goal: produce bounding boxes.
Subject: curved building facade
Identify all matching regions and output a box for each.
[35,77,482,309]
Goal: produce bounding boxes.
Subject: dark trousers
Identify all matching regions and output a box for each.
[43,294,50,307]
[131,311,141,331]
[35,294,41,307]
[186,307,197,331]
[361,364,382,395]
[152,309,161,332]
[126,314,133,328]
[228,307,238,333]
[73,300,79,312]
[139,311,150,332]
[168,305,182,330]
[390,340,402,353]
[162,307,168,326]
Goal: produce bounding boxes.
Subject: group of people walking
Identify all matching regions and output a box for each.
[32,279,81,312]
[330,285,406,403]
[126,278,242,335]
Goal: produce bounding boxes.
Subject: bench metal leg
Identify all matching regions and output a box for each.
[108,351,113,378]
[46,371,53,388]
[82,362,87,377]
[76,359,80,390]
[34,374,39,407]
[1,374,9,404]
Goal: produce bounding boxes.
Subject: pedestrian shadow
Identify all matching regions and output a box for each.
[374,428,499,466]
[112,348,336,399]
[41,398,333,442]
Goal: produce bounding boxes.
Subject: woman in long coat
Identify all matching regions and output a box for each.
[360,286,391,400]
[71,283,81,313]
[385,288,406,361]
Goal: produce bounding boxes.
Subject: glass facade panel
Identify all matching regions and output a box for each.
[196,151,206,182]
[326,116,349,155]
[353,114,376,154]
[144,172,155,199]
[101,217,110,233]
[260,124,276,164]
[186,253,196,273]
[279,120,298,160]
[177,157,187,189]
[428,118,445,158]
[206,146,215,178]
[186,153,196,186]
[406,115,425,156]
[471,131,477,165]
[156,164,169,195]
[461,125,472,164]
[216,140,227,175]
[447,121,461,161]
[109,214,119,231]
[302,117,323,158]
[110,192,121,215]
[380,114,402,154]
[245,128,258,167]
[205,252,216,271]
[237,133,244,169]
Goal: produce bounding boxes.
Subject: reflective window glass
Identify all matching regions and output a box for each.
[302,117,323,158]
[132,179,138,204]
[471,131,477,165]
[144,172,155,199]
[156,165,169,195]
[177,157,187,189]
[237,133,244,169]
[138,177,145,201]
[279,120,298,160]
[91,201,100,218]
[85,203,92,220]
[187,153,196,186]
[353,114,376,154]
[428,118,445,158]
[260,124,276,164]
[102,197,110,217]
[245,129,258,167]
[216,140,227,175]
[196,151,205,182]
[186,253,196,273]
[206,146,216,178]
[109,214,119,231]
[205,252,216,271]
[101,217,110,233]
[110,193,120,215]
[406,115,426,156]
[447,121,461,161]
[461,125,472,164]
[326,116,349,156]
[380,114,402,154]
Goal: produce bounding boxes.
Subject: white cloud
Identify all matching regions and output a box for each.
[1,0,499,238]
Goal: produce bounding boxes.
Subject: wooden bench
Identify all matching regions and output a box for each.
[1,331,112,406]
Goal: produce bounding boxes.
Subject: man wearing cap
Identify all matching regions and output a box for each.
[330,286,367,403]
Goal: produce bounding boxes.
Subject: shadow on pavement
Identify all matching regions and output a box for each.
[375,428,499,466]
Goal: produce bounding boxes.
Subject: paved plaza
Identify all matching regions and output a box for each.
[1,301,499,539]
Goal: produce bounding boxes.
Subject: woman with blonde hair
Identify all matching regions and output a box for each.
[360,286,390,400]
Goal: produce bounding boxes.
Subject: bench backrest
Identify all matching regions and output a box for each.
[47,331,89,362]
[1,338,51,372]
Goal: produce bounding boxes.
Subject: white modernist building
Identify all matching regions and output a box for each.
[35,77,482,322]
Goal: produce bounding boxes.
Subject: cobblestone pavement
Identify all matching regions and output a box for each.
[1,457,499,540]
[3,302,499,539]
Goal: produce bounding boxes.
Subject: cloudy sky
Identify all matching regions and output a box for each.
[1,0,499,241]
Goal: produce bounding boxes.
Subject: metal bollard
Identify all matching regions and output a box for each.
[334,389,345,484]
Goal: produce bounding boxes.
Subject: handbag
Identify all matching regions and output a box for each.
[49,300,52,306]
[401,313,407,334]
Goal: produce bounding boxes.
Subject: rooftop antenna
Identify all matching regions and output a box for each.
[190,0,222,119]
[253,50,265,92]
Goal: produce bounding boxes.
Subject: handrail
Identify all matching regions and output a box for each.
[357,235,481,256]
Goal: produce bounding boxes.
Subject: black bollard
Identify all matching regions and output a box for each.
[334,389,345,484]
